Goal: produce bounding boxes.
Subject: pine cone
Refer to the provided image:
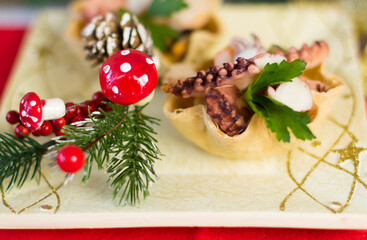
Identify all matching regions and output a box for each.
[82,12,153,65]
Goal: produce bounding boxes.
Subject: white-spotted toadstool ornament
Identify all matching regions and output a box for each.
[19,92,66,131]
[99,49,158,105]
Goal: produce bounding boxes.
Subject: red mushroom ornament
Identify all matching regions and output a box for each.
[99,49,158,105]
[19,92,66,131]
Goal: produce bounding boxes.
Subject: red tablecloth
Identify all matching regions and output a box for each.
[1,28,367,240]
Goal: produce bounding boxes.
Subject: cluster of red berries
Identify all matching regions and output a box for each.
[5,91,110,139]
[4,49,159,174]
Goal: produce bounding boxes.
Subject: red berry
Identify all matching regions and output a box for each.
[64,103,80,121]
[102,104,113,112]
[15,124,30,138]
[31,128,41,136]
[39,121,53,136]
[65,102,73,108]
[92,91,104,100]
[70,114,85,123]
[92,91,105,106]
[52,117,66,129]
[99,49,158,105]
[54,128,66,136]
[6,110,20,124]
[56,145,85,173]
[80,102,97,115]
[76,106,82,115]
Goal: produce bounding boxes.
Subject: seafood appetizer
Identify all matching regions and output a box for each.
[66,0,221,67]
[162,36,344,159]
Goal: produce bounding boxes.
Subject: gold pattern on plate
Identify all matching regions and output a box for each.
[37,45,53,59]
[280,82,367,213]
[1,172,64,214]
[0,41,66,215]
[0,27,94,214]
[3,75,366,215]
[333,141,367,164]
[311,141,321,147]
[1,185,16,214]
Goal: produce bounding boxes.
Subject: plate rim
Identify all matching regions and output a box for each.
[0,212,366,229]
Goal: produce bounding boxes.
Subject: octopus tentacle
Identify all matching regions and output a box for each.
[162,57,260,98]
[162,40,331,100]
[285,40,329,69]
[205,85,253,136]
[214,34,266,67]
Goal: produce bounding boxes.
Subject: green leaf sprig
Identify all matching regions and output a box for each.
[144,22,180,52]
[243,59,316,142]
[147,0,188,17]
[119,0,188,52]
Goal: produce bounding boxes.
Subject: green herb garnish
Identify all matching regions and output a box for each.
[144,22,180,52]
[119,0,188,52]
[244,59,316,142]
[144,0,187,51]
[147,0,188,17]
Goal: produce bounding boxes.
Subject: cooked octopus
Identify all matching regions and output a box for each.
[215,38,329,70]
[283,41,329,69]
[205,85,253,136]
[214,34,266,66]
[162,37,332,137]
[162,57,260,98]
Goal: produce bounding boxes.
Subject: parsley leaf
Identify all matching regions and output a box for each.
[147,0,188,17]
[119,0,186,51]
[244,59,315,142]
[252,95,315,142]
[144,22,179,52]
[250,59,307,95]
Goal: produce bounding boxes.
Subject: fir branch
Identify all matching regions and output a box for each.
[55,104,130,181]
[55,103,162,205]
[0,133,54,190]
[0,101,161,206]
[107,106,161,205]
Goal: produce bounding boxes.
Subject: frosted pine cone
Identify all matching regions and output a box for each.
[82,11,153,65]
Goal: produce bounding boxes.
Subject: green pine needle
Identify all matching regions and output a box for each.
[0,133,54,190]
[0,102,161,206]
[55,103,162,205]
[107,107,160,205]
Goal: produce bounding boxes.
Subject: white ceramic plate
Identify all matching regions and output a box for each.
[1,5,367,229]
